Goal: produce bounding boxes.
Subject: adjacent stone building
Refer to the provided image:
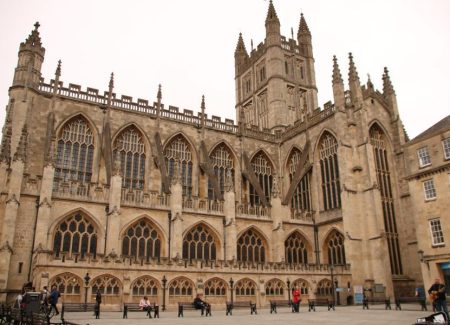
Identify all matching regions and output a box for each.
[0,1,436,308]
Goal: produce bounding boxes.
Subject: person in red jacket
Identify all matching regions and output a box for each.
[292,285,301,313]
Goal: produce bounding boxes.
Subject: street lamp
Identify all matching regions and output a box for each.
[162,276,167,311]
[329,264,336,306]
[287,279,291,302]
[229,278,234,304]
[84,273,91,305]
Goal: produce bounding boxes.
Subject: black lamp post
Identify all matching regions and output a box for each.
[287,279,291,302]
[330,264,336,306]
[229,278,234,304]
[84,273,91,305]
[162,276,167,311]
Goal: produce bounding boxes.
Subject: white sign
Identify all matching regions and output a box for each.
[354,285,363,294]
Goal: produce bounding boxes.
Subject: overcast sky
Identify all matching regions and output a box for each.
[0,0,449,139]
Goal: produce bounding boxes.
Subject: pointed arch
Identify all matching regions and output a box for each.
[265,278,286,296]
[208,142,236,200]
[316,131,341,210]
[121,217,163,260]
[90,274,122,296]
[120,215,167,240]
[237,226,269,263]
[235,278,257,296]
[323,229,346,265]
[204,277,228,296]
[369,122,403,275]
[168,276,194,297]
[49,272,82,295]
[292,278,310,295]
[52,209,99,258]
[316,278,333,296]
[113,124,146,190]
[249,149,274,206]
[55,112,99,139]
[182,222,220,261]
[286,146,312,213]
[285,230,312,264]
[368,120,393,146]
[164,133,195,197]
[130,275,160,297]
[54,114,95,185]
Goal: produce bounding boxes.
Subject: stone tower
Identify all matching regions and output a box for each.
[234,1,318,130]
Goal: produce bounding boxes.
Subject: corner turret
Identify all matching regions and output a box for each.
[234,33,249,75]
[265,0,281,47]
[332,55,345,109]
[297,13,313,58]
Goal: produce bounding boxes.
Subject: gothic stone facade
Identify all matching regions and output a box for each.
[0,3,423,308]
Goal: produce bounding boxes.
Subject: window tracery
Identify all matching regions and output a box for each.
[327,231,346,265]
[49,273,81,295]
[265,279,284,296]
[208,144,234,200]
[91,275,121,295]
[319,133,341,210]
[237,229,265,263]
[285,231,308,264]
[235,278,256,296]
[182,224,216,261]
[131,276,159,296]
[165,136,193,197]
[168,277,193,296]
[250,152,273,206]
[204,278,227,296]
[288,148,311,212]
[122,219,161,259]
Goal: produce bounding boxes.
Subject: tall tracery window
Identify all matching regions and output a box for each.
[292,279,309,295]
[288,148,311,212]
[122,219,161,260]
[237,228,265,263]
[235,278,257,296]
[204,278,227,296]
[49,273,81,295]
[53,212,97,258]
[131,276,159,296]
[182,224,217,261]
[317,279,333,296]
[285,231,308,264]
[319,132,341,210]
[113,126,146,190]
[91,275,121,295]
[208,144,234,200]
[327,231,346,265]
[265,279,285,296]
[250,152,273,206]
[55,117,94,184]
[165,136,193,197]
[169,277,193,296]
[370,124,402,275]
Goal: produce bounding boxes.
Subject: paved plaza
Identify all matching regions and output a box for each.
[59,305,430,325]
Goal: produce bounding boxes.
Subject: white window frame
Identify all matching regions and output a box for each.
[423,179,437,200]
[417,146,431,167]
[443,138,450,160]
[429,218,445,246]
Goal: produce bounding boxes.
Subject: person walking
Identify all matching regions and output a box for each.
[48,285,61,315]
[292,285,301,313]
[428,278,449,321]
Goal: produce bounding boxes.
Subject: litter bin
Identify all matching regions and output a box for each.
[346,295,353,305]
[22,292,41,315]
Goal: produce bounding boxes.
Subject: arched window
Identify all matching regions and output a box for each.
[237,228,265,263]
[55,117,94,184]
[182,224,217,261]
[265,279,285,296]
[370,124,402,275]
[287,148,311,212]
[91,275,121,296]
[235,278,257,296]
[327,231,346,265]
[49,273,81,295]
[292,279,309,295]
[285,231,308,264]
[250,152,273,206]
[131,276,159,296]
[208,144,234,200]
[317,279,333,296]
[53,212,97,258]
[319,132,341,210]
[204,278,227,296]
[113,126,145,190]
[168,277,193,296]
[165,136,193,197]
[122,219,161,260]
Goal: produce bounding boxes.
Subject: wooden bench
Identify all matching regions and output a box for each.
[177,302,211,317]
[123,302,159,319]
[362,296,391,310]
[225,301,257,315]
[395,297,427,311]
[308,299,335,311]
[61,303,99,319]
[269,300,297,313]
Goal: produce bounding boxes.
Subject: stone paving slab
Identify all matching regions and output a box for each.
[58,305,430,325]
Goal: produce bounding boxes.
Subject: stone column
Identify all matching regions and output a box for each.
[170,159,183,259]
[105,152,122,256]
[270,175,285,263]
[224,169,236,261]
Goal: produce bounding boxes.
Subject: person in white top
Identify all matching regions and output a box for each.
[139,296,150,311]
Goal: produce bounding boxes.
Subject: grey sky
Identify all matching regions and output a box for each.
[0,0,449,138]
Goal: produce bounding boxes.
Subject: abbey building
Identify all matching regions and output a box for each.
[0,1,448,307]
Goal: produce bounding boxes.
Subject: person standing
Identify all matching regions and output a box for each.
[428,278,449,320]
[49,285,61,315]
[95,290,102,316]
[292,285,301,313]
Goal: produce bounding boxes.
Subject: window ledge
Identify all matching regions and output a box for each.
[432,243,445,248]
[419,163,432,169]
[425,197,437,202]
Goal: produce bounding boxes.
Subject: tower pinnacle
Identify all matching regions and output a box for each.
[383,67,395,95]
[298,13,311,37]
[265,0,280,26]
[332,55,343,85]
[348,52,360,82]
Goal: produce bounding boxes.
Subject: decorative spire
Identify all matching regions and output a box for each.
[23,22,43,48]
[265,0,280,26]
[0,124,12,164]
[234,33,248,55]
[157,84,162,101]
[225,168,234,192]
[13,124,28,162]
[332,55,343,85]
[271,173,280,198]
[55,60,61,78]
[348,52,360,82]
[367,73,374,91]
[113,150,122,176]
[108,72,114,94]
[382,67,395,95]
[298,13,311,37]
